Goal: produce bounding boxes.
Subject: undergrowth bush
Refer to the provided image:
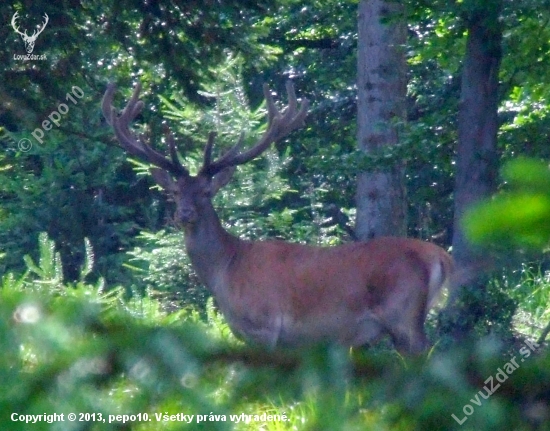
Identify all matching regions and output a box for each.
[1,232,550,431]
[0,233,353,431]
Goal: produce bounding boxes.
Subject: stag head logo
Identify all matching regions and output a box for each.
[11,12,49,54]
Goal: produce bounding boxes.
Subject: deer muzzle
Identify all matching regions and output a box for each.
[175,207,198,225]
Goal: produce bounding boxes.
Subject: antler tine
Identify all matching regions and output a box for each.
[280,81,300,125]
[101,83,117,126]
[120,82,143,123]
[102,82,188,176]
[201,132,244,175]
[223,132,245,159]
[205,81,308,175]
[202,132,217,170]
[164,126,186,173]
[11,12,24,36]
[32,13,48,38]
[264,83,279,129]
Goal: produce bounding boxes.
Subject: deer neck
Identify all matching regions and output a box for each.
[183,203,240,292]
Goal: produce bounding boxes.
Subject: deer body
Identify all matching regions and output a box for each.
[191,233,450,352]
[187,214,450,351]
[102,80,453,354]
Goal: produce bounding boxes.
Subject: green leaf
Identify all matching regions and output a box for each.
[501,158,550,192]
[464,192,550,248]
[80,237,94,281]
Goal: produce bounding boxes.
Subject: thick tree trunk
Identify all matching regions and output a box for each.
[439,4,503,340]
[355,0,407,240]
[452,8,502,270]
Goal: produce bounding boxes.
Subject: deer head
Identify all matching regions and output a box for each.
[11,12,49,54]
[101,81,309,227]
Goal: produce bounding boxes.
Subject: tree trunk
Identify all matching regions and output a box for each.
[355,0,407,240]
[452,7,502,271]
[439,3,503,341]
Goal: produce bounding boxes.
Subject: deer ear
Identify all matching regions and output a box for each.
[150,168,175,191]
[211,166,236,195]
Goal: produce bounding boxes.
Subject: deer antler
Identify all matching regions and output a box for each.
[200,81,309,176]
[101,83,188,176]
[11,12,25,37]
[11,12,49,38]
[102,81,308,178]
[32,13,49,38]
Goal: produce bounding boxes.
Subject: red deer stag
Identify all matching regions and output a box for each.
[102,81,453,354]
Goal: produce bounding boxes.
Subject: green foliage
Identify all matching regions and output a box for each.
[2,250,550,430]
[0,0,291,288]
[464,158,550,250]
[451,157,550,344]
[23,232,63,286]
[0,120,147,285]
[2,0,550,279]
[2,1,550,428]
[125,229,208,312]
[494,264,550,341]
[438,278,518,349]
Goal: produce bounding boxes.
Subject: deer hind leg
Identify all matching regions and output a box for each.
[380,267,431,354]
[389,324,430,355]
[383,305,430,354]
[353,312,386,347]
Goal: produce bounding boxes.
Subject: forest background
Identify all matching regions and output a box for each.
[1,0,550,430]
